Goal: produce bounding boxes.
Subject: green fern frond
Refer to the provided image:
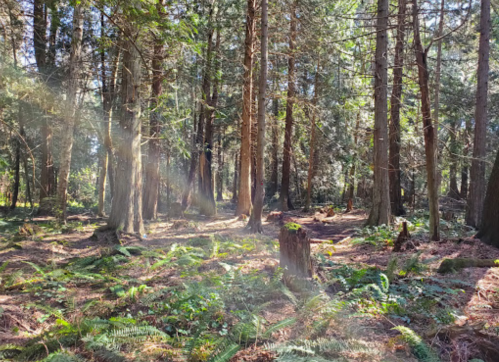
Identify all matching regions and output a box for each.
[393,326,440,362]
[278,282,298,306]
[0,344,23,359]
[208,342,240,362]
[263,318,297,338]
[40,351,87,362]
[0,261,9,274]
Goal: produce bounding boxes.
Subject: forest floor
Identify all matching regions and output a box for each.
[1,202,499,362]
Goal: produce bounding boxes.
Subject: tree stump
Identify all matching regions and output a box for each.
[393,221,410,252]
[346,198,353,212]
[279,223,313,278]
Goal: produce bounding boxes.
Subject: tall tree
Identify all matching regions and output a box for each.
[466,0,490,228]
[367,0,390,226]
[388,0,406,216]
[304,59,320,212]
[248,0,268,233]
[143,39,165,220]
[108,28,144,234]
[199,30,220,216]
[236,0,256,216]
[413,0,440,241]
[34,0,55,204]
[477,147,499,247]
[56,1,84,220]
[268,96,279,198]
[97,34,119,217]
[280,2,297,211]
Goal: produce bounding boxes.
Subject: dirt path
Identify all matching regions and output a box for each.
[286,209,367,242]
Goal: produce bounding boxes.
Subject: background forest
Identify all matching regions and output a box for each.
[1,0,499,361]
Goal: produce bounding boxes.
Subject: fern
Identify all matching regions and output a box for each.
[393,326,440,362]
[263,318,297,338]
[0,344,23,359]
[40,351,87,362]
[0,260,9,273]
[208,341,240,362]
[386,256,398,282]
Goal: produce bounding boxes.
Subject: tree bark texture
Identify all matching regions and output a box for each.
[108,32,143,234]
[280,3,297,211]
[389,0,406,216]
[56,2,84,220]
[269,97,279,198]
[413,0,440,241]
[143,42,165,220]
[466,0,490,228]
[236,0,256,216]
[199,29,219,217]
[448,119,460,199]
[216,132,224,201]
[10,131,20,209]
[279,223,313,278]
[367,0,391,226]
[304,59,320,212]
[248,0,268,233]
[477,147,499,247]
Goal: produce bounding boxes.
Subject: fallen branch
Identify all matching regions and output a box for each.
[310,238,333,244]
[437,258,499,274]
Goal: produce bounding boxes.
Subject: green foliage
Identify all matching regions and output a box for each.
[351,225,396,247]
[393,326,440,362]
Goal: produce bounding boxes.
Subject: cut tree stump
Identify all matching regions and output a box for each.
[346,199,353,212]
[393,221,410,252]
[279,223,313,278]
[438,258,499,274]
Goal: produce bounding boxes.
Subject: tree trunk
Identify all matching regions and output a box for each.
[248,0,268,233]
[183,24,214,211]
[56,2,84,220]
[448,119,460,199]
[280,2,297,211]
[477,147,499,247]
[433,0,445,196]
[466,0,490,228]
[34,0,56,209]
[143,41,165,220]
[199,29,219,217]
[10,131,20,209]
[216,131,224,201]
[460,118,471,199]
[98,18,119,216]
[304,59,320,212]
[232,151,239,202]
[413,0,440,241]
[279,223,312,278]
[367,0,391,226]
[389,0,406,216]
[269,96,279,198]
[33,0,47,74]
[108,30,143,234]
[236,0,256,216]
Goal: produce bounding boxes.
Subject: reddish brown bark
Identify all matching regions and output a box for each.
[413,0,440,241]
[388,0,406,216]
[280,3,297,211]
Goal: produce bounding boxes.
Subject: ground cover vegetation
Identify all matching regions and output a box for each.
[1,0,499,360]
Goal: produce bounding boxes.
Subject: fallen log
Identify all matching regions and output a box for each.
[437,258,499,274]
[310,238,333,244]
[321,216,338,224]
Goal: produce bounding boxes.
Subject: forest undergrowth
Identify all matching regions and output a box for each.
[1,205,499,362]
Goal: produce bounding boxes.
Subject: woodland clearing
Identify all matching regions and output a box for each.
[1,204,499,362]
